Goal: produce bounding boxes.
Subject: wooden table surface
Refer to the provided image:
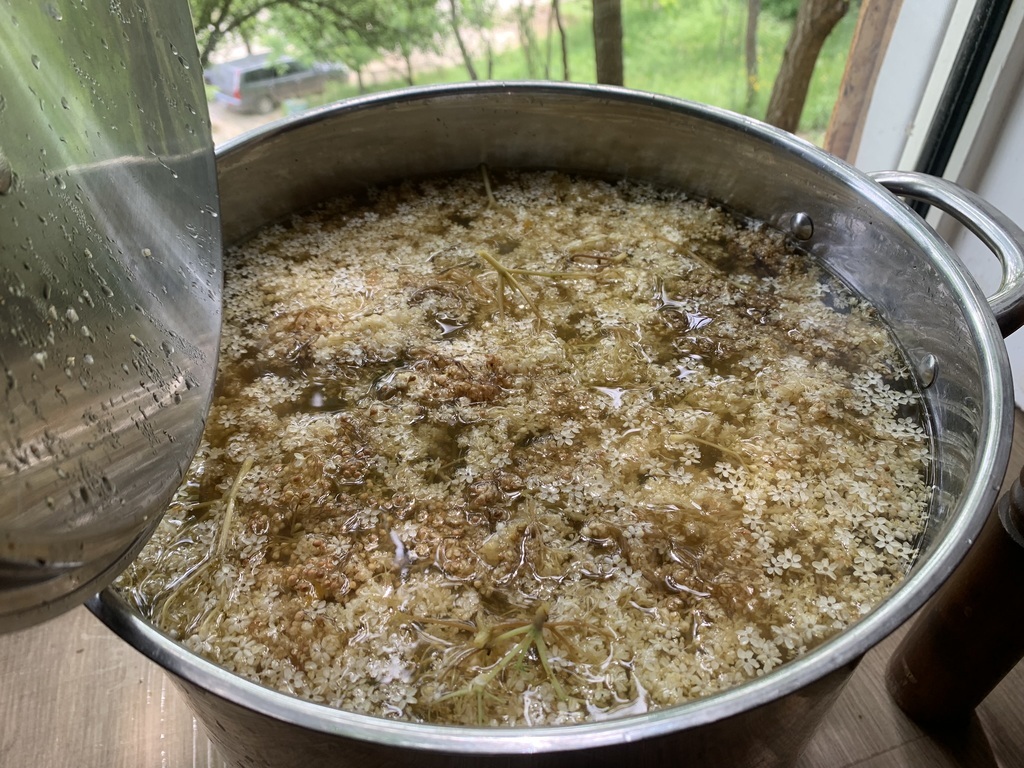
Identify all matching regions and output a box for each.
[3,426,1023,768]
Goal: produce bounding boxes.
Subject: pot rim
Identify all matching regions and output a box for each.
[91,81,1016,754]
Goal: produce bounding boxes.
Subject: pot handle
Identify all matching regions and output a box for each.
[870,170,1024,337]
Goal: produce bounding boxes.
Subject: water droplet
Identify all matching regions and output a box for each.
[30,54,41,69]
[0,153,13,195]
[46,3,63,21]
[60,96,69,109]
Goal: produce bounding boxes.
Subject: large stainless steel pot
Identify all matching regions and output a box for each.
[91,82,1024,767]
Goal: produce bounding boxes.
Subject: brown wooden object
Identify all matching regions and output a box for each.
[886,463,1024,724]
[824,0,903,160]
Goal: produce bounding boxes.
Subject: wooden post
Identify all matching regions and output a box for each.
[824,0,903,160]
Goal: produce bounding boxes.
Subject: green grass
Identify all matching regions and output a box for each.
[314,0,857,142]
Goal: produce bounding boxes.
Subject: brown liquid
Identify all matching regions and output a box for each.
[120,171,930,726]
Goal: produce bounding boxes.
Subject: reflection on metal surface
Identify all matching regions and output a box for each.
[0,1,221,631]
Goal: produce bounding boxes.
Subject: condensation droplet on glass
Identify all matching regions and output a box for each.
[160,341,174,356]
[177,56,189,70]
[60,96,69,109]
[46,3,62,21]
[0,152,13,195]
[30,54,41,69]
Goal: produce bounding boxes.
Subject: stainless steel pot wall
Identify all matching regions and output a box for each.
[0,0,221,632]
[91,83,1024,768]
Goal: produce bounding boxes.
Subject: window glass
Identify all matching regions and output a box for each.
[197,0,886,150]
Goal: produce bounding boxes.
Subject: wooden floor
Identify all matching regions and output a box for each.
[2,418,1023,767]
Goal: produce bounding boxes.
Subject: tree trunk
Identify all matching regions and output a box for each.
[448,0,480,80]
[765,0,849,133]
[545,0,555,79]
[516,0,538,78]
[401,47,416,86]
[745,0,760,110]
[554,0,571,80]
[592,0,624,86]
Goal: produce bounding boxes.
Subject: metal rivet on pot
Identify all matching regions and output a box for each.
[918,354,938,388]
[788,212,814,240]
